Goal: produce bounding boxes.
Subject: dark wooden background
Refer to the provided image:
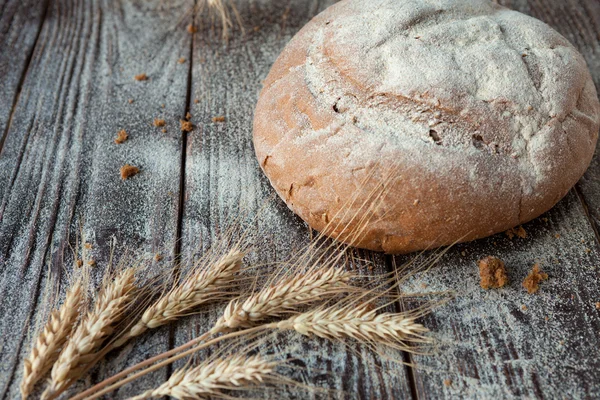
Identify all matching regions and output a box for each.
[0,0,599,398]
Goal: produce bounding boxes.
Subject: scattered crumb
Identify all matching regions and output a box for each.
[595,302,600,310]
[559,340,565,346]
[120,164,140,180]
[180,119,193,132]
[413,199,420,206]
[128,99,134,104]
[523,264,548,294]
[134,73,148,81]
[545,316,549,321]
[76,259,83,268]
[154,253,163,262]
[585,248,591,254]
[521,304,527,311]
[162,128,167,133]
[505,226,527,240]
[84,243,92,249]
[153,118,166,127]
[178,57,186,64]
[420,283,428,289]
[186,112,192,120]
[368,265,374,271]
[461,251,466,257]
[542,217,548,222]
[478,256,508,289]
[253,26,261,32]
[114,129,128,144]
[194,98,200,104]
[87,260,96,267]
[554,234,561,239]
[443,379,452,387]
[161,103,165,108]
[187,24,197,33]
[212,115,226,122]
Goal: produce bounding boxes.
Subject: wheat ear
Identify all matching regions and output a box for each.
[275,303,429,350]
[42,268,137,400]
[129,354,277,400]
[20,281,85,399]
[113,249,244,348]
[214,264,355,331]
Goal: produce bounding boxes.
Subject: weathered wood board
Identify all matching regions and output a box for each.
[0,0,192,398]
[0,0,599,399]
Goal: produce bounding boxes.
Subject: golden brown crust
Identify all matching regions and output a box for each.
[253,0,600,253]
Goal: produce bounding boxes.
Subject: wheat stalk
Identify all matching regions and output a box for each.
[214,264,355,331]
[42,268,138,400]
[129,354,277,400]
[113,249,244,348]
[275,303,429,350]
[20,281,85,399]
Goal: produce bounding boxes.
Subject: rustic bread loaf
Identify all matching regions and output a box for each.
[253,0,600,253]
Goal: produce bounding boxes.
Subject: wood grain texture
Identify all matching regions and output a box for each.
[0,0,192,398]
[173,0,412,398]
[0,0,48,159]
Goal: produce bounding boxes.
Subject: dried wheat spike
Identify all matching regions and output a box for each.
[215,265,355,331]
[42,268,137,399]
[114,249,244,348]
[276,302,429,349]
[20,281,84,399]
[129,354,277,400]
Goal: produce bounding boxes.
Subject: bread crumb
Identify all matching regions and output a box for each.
[161,103,165,108]
[521,304,527,311]
[420,283,428,289]
[544,316,549,321]
[585,248,591,254]
[128,99,134,104]
[542,217,548,222]
[443,379,452,387]
[154,253,163,262]
[178,57,186,64]
[505,226,527,239]
[76,259,83,268]
[187,24,197,33]
[120,164,140,180]
[186,112,192,120]
[84,243,92,249]
[180,119,193,132]
[212,116,226,122]
[523,264,548,294]
[134,73,148,81]
[460,251,466,257]
[413,199,420,206]
[162,128,167,133]
[114,129,128,144]
[194,98,200,104]
[153,118,166,127]
[595,302,600,310]
[253,26,261,32]
[554,234,561,239]
[478,256,508,289]
[87,260,96,267]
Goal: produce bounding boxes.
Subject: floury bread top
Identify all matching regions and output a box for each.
[253,0,600,253]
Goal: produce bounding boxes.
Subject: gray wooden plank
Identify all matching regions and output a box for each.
[399,192,600,399]
[173,0,413,398]
[0,0,48,167]
[0,0,192,398]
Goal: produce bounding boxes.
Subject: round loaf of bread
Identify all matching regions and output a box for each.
[253,0,600,253]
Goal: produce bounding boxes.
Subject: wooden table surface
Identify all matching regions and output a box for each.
[1,0,599,398]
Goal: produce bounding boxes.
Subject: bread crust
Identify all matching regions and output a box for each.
[253,0,600,253]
